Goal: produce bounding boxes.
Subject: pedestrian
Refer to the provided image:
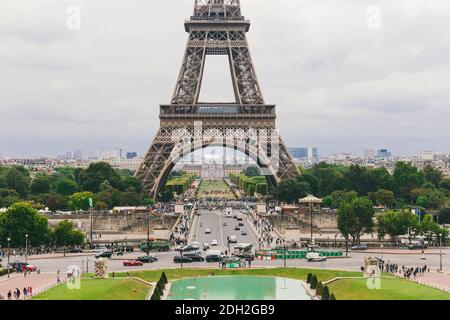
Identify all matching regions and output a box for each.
[7,290,12,300]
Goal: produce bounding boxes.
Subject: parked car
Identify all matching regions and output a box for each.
[351,244,368,251]
[306,252,327,262]
[173,256,193,263]
[228,235,237,243]
[238,222,244,227]
[211,240,218,246]
[183,253,205,262]
[241,230,248,236]
[235,226,240,231]
[95,251,112,259]
[408,243,427,250]
[137,255,158,263]
[206,254,222,263]
[91,247,108,253]
[25,265,37,272]
[66,248,83,253]
[123,260,144,267]
[222,221,228,226]
[205,228,211,234]
[179,245,200,254]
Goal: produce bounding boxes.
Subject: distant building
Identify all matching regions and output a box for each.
[364,148,376,159]
[126,152,138,159]
[288,147,319,163]
[73,150,83,160]
[376,149,392,158]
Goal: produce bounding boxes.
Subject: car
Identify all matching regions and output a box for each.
[306,252,327,262]
[238,222,244,227]
[66,248,83,254]
[25,265,37,272]
[95,251,112,259]
[137,255,158,263]
[206,254,222,263]
[203,243,210,251]
[235,226,240,231]
[228,235,237,243]
[123,260,144,267]
[173,255,193,263]
[351,244,368,251]
[91,247,108,253]
[179,245,200,254]
[183,253,205,262]
[190,242,200,249]
[211,240,218,246]
[222,221,228,226]
[205,228,211,234]
[408,243,427,250]
[241,230,248,236]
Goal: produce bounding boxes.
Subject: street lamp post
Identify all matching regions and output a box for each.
[7,238,11,279]
[439,233,443,273]
[283,241,287,268]
[381,244,384,263]
[25,234,29,265]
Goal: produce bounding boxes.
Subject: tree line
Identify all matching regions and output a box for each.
[0,162,154,211]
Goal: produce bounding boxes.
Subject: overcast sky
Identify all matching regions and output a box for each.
[1,0,449,158]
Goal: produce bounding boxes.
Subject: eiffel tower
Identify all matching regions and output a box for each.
[136,0,299,199]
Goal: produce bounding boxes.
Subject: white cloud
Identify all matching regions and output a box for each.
[0,0,449,157]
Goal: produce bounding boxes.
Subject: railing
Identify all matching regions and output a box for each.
[160,104,276,117]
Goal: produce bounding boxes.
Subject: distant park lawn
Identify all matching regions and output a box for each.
[328,276,450,300]
[33,278,151,300]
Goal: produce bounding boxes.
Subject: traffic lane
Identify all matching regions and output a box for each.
[221,216,257,247]
[195,210,222,247]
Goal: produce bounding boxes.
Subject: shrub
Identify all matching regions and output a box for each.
[316,281,323,296]
[321,286,330,300]
[306,273,312,284]
[161,272,168,284]
[310,275,318,289]
[151,286,161,300]
[330,293,336,300]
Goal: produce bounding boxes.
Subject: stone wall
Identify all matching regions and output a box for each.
[45,213,179,236]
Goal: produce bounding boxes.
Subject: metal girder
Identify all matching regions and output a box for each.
[137,0,300,200]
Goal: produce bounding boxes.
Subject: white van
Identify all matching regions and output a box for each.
[227,235,237,243]
[225,207,233,218]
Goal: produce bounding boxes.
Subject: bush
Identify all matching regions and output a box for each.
[316,281,323,296]
[321,286,330,300]
[151,286,161,300]
[161,272,168,284]
[306,273,312,284]
[310,275,318,289]
[0,268,8,277]
[330,293,336,300]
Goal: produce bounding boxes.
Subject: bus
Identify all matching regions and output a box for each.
[233,243,254,257]
[225,207,233,218]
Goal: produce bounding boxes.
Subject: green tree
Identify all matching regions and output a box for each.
[440,179,450,190]
[0,202,50,247]
[316,281,324,296]
[393,162,425,202]
[310,275,318,289]
[423,165,443,187]
[1,167,30,197]
[30,174,51,195]
[338,197,374,245]
[438,208,450,224]
[54,178,79,196]
[0,188,21,208]
[326,190,358,209]
[78,162,121,193]
[274,178,310,203]
[374,189,395,208]
[68,192,93,211]
[322,286,330,300]
[244,166,261,177]
[52,220,85,253]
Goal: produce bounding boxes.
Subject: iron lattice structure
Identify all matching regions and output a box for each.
[136,0,299,199]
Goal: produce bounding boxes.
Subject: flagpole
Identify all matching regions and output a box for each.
[89,197,94,249]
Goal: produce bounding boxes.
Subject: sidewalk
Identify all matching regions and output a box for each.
[0,273,66,300]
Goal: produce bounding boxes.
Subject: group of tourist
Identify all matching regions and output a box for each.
[169,211,192,245]
[369,260,431,280]
[0,287,33,300]
[249,214,281,249]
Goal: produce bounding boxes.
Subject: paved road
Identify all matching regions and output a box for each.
[6,209,450,275]
[193,209,258,251]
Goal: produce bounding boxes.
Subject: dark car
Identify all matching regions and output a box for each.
[235,226,240,231]
[173,255,193,263]
[95,251,113,259]
[66,248,83,253]
[238,222,244,227]
[408,243,427,250]
[206,254,222,263]
[137,255,158,263]
[351,244,368,251]
[183,253,205,262]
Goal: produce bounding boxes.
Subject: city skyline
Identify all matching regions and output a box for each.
[1,0,449,157]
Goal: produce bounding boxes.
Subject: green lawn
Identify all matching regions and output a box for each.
[196,180,237,200]
[328,276,450,300]
[33,278,152,300]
